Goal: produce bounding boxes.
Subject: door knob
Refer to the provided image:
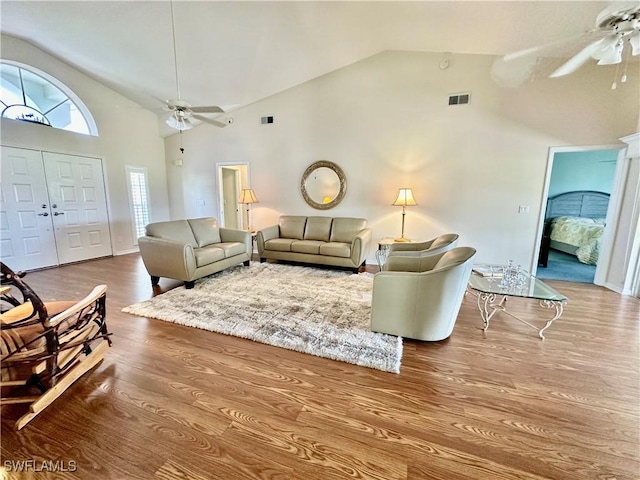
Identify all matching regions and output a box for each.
[51,204,58,208]
[38,212,49,217]
[53,212,65,216]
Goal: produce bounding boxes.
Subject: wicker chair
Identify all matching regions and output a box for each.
[0,262,111,430]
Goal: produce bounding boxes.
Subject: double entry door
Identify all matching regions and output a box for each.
[1,146,112,271]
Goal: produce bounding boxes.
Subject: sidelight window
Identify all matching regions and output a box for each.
[126,166,151,245]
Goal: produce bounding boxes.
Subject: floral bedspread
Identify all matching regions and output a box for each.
[550,216,605,265]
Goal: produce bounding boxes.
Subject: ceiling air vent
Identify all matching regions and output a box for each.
[448,93,470,106]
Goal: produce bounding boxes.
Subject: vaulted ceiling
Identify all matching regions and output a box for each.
[1,1,610,133]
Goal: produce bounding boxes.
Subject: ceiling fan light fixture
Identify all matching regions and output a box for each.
[597,40,624,65]
[166,112,193,131]
[630,31,640,55]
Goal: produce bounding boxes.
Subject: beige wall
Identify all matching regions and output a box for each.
[1,35,170,255]
[165,50,639,270]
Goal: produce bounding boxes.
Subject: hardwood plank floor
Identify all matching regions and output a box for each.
[1,254,638,479]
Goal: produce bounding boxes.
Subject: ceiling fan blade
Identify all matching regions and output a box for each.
[192,114,228,128]
[190,106,224,113]
[549,38,605,78]
[490,54,539,88]
[502,29,600,62]
[154,95,171,106]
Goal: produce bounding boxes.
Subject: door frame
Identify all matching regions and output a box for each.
[532,143,625,286]
[215,162,250,228]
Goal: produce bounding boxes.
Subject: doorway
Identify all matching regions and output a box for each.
[216,163,249,229]
[534,146,621,283]
[1,146,112,271]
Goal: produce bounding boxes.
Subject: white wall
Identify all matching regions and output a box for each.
[549,150,618,197]
[1,35,170,255]
[165,50,639,271]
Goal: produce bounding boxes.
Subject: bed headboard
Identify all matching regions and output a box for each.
[545,190,610,220]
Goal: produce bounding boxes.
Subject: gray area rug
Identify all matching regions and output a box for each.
[122,263,402,373]
[537,249,595,283]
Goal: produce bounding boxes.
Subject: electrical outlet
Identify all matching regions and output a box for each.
[518,205,530,214]
[196,199,205,206]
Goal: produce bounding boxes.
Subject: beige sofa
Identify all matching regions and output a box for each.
[138,217,251,289]
[257,216,372,272]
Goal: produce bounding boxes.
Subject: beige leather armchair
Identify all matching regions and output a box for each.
[388,233,459,258]
[370,246,476,341]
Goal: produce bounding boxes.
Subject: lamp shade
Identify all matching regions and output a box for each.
[392,188,418,207]
[238,188,259,204]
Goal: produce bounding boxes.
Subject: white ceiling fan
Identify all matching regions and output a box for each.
[161,0,227,130]
[491,1,640,87]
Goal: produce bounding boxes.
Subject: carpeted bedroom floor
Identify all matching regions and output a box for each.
[536,249,596,283]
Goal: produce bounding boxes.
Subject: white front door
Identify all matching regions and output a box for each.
[0,147,59,271]
[42,152,112,264]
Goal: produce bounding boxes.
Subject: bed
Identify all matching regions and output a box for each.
[539,191,610,267]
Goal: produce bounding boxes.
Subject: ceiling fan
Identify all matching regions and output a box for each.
[161,1,227,130]
[491,1,640,87]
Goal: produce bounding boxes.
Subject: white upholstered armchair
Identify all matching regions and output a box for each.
[370,246,476,341]
[387,233,459,258]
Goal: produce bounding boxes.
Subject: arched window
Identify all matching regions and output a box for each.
[0,61,98,136]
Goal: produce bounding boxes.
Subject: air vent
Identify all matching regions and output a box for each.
[448,93,470,106]
[261,116,274,124]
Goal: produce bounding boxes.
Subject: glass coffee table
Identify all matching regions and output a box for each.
[467,264,567,339]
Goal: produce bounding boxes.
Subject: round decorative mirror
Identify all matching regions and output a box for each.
[301,161,346,210]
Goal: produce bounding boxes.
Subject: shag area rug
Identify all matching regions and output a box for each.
[122,263,402,373]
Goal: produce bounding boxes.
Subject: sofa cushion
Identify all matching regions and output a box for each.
[319,242,351,258]
[279,216,307,240]
[303,217,332,242]
[291,240,324,255]
[329,218,367,243]
[146,220,198,247]
[216,242,246,258]
[265,238,295,252]
[194,246,225,267]
[188,217,221,247]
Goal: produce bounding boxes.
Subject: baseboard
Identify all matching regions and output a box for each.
[603,282,624,294]
[115,247,139,256]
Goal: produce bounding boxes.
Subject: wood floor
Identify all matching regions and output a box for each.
[1,254,639,479]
